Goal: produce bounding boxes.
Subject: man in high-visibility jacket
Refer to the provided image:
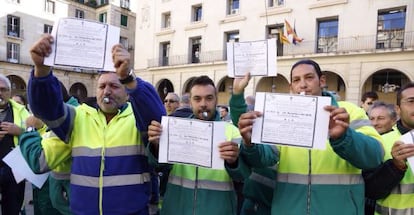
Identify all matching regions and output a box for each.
[148,75,246,215]
[20,91,79,215]
[364,101,398,215]
[0,74,30,215]
[368,101,398,135]
[228,72,276,215]
[364,82,414,214]
[27,34,165,215]
[237,59,384,215]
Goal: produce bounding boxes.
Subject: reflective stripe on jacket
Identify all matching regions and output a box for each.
[67,104,150,215]
[161,120,241,215]
[10,99,30,145]
[375,130,414,214]
[242,93,383,215]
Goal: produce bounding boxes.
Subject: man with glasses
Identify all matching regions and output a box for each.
[0,74,30,215]
[164,92,180,115]
[364,82,414,214]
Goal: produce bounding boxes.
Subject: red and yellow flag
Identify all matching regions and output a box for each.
[285,19,303,44]
[278,28,290,44]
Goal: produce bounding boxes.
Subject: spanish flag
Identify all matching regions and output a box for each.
[278,28,290,44]
[285,19,303,44]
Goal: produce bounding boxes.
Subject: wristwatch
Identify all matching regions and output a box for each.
[26,126,36,132]
[119,69,136,85]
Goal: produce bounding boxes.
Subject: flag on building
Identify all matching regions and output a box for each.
[278,28,290,44]
[285,19,294,35]
[285,19,303,45]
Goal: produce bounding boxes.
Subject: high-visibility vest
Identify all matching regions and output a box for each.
[163,122,241,215]
[68,104,150,215]
[375,129,414,215]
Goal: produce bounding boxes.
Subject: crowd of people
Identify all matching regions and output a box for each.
[0,34,412,215]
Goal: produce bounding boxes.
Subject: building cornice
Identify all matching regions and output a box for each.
[184,22,208,31]
[220,15,247,24]
[309,0,348,9]
[260,7,293,17]
[156,28,175,36]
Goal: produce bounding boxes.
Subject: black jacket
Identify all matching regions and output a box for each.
[170,107,192,118]
[363,120,411,200]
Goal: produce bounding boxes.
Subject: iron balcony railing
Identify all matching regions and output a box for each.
[148,31,414,68]
[4,25,24,39]
[148,50,224,68]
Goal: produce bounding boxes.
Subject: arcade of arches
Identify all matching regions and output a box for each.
[4,69,409,110]
[155,69,411,107]
[5,75,89,104]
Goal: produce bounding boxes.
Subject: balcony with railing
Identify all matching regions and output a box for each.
[120,0,130,9]
[148,50,224,68]
[147,31,414,68]
[4,26,24,39]
[70,0,98,7]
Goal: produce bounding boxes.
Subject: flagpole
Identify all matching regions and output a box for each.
[264,0,269,76]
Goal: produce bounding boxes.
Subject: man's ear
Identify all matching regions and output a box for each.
[395,105,401,117]
[319,74,327,88]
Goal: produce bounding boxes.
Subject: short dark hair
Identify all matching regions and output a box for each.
[290,59,322,81]
[397,82,414,106]
[219,106,229,112]
[361,91,378,102]
[190,75,216,90]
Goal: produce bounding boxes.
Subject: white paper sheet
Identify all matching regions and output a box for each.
[227,39,277,78]
[11,168,25,183]
[252,92,331,149]
[3,147,50,188]
[44,17,120,71]
[159,116,227,169]
[402,131,414,172]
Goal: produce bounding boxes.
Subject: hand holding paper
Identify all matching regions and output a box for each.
[232,72,251,95]
[148,120,162,146]
[251,92,331,149]
[238,111,262,147]
[396,132,414,172]
[227,39,277,77]
[218,141,239,164]
[158,116,228,169]
[324,106,350,140]
[29,34,54,77]
[42,18,120,71]
[112,44,131,79]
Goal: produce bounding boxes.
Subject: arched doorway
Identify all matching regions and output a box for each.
[362,69,410,104]
[69,82,88,102]
[217,76,233,105]
[256,75,289,93]
[323,71,346,101]
[157,79,174,100]
[182,77,196,94]
[7,75,26,97]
